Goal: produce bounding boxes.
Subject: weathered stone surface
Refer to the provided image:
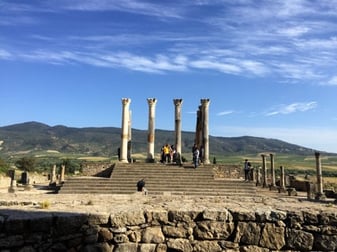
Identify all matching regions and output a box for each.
[88,213,109,225]
[167,238,192,252]
[314,234,337,251]
[286,228,314,250]
[17,245,36,252]
[113,234,129,244]
[145,210,168,225]
[234,221,261,245]
[219,240,239,249]
[0,193,336,252]
[230,209,256,222]
[318,212,337,225]
[113,243,137,252]
[285,210,304,228]
[80,242,113,252]
[240,245,269,252]
[162,225,189,238]
[141,227,165,243]
[0,235,24,248]
[138,243,156,252]
[98,227,113,242]
[168,210,199,223]
[53,213,88,236]
[201,209,233,221]
[255,209,287,222]
[128,229,141,242]
[194,221,234,240]
[110,211,145,227]
[155,243,167,252]
[304,211,319,224]
[193,240,222,252]
[259,223,285,250]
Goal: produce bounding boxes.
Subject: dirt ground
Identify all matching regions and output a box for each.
[0,179,336,215]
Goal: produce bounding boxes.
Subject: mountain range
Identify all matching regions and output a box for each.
[0,121,323,158]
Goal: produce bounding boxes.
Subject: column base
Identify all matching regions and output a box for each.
[146,158,155,163]
[315,192,326,201]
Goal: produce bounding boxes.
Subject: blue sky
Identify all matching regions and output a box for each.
[1,0,337,153]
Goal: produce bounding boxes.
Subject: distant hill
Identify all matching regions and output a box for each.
[0,121,323,157]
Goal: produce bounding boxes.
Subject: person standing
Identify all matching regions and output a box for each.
[244,159,251,181]
[193,146,200,169]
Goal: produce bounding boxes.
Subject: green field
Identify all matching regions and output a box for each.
[3,150,337,177]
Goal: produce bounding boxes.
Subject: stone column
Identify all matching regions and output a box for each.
[147,98,157,162]
[195,106,202,147]
[127,110,132,163]
[201,99,210,164]
[261,154,268,188]
[120,98,131,163]
[314,152,326,200]
[279,166,286,193]
[173,99,183,159]
[270,153,276,189]
[50,164,57,185]
[255,167,261,186]
[60,165,65,183]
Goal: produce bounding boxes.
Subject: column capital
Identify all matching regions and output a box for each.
[122,98,131,105]
[147,98,157,106]
[173,99,183,106]
[200,98,210,107]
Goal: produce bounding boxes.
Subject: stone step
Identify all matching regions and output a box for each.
[59,163,255,196]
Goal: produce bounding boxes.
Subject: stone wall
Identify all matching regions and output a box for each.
[0,207,336,251]
[81,162,115,177]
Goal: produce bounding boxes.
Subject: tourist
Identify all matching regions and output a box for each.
[170,144,176,163]
[163,144,171,163]
[244,159,251,181]
[137,178,147,195]
[193,146,200,168]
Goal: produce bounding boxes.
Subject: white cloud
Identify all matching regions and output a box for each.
[0,49,12,59]
[327,76,337,86]
[265,102,317,116]
[190,60,241,74]
[217,110,234,116]
[60,0,183,18]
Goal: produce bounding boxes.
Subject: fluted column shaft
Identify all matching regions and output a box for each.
[201,99,210,164]
[120,98,131,163]
[261,154,267,188]
[173,99,183,156]
[147,98,157,161]
[270,153,276,187]
[279,166,286,192]
[315,152,326,199]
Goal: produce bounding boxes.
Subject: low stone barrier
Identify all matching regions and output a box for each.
[0,206,336,251]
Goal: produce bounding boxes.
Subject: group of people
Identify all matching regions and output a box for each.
[160,144,177,163]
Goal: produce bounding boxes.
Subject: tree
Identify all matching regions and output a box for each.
[15,156,36,172]
[0,157,10,173]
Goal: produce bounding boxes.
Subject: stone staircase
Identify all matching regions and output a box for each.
[58,163,257,196]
